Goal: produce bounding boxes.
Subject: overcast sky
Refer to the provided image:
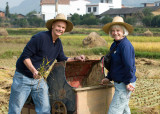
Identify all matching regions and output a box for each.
[0,0,24,9]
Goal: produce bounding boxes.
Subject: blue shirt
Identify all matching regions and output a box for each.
[16,31,68,78]
[107,37,136,85]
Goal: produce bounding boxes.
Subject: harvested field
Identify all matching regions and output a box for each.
[0,56,160,113]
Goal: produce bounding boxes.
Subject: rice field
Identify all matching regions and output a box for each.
[132,42,160,52]
[0,32,160,60]
[60,35,160,54]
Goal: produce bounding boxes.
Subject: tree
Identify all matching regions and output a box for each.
[18,19,28,27]
[11,18,28,27]
[151,15,160,27]
[70,13,81,25]
[125,17,137,25]
[142,8,153,17]
[26,11,45,27]
[27,16,45,27]
[142,8,154,27]
[5,2,10,18]
[142,16,153,27]
[100,15,112,24]
[26,11,37,17]
[0,17,2,26]
[81,13,99,25]
[0,17,2,23]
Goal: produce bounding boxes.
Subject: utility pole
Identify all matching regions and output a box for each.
[5,2,10,20]
[55,0,58,17]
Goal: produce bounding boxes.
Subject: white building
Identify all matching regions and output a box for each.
[40,0,70,21]
[155,1,160,6]
[70,0,90,15]
[86,0,122,15]
[40,0,122,21]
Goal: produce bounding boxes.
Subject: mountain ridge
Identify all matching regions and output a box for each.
[10,0,40,15]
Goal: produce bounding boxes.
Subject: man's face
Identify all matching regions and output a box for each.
[52,21,67,37]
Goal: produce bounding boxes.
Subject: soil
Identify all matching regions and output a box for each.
[0,56,160,113]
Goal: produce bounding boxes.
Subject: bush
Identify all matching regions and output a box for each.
[142,16,153,27]
[11,18,28,27]
[125,17,137,25]
[70,13,81,25]
[151,15,160,27]
[100,15,112,25]
[80,13,99,25]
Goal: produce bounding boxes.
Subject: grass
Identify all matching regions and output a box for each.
[0,43,24,59]
[135,51,160,59]
[0,50,22,59]
[6,28,47,36]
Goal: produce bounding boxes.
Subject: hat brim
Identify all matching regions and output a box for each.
[102,22,133,34]
[46,19,73,32]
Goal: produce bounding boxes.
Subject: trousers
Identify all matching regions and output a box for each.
[8,71,51,114]
[108,82,136,114]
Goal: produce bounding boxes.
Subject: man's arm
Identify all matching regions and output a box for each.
[23,58,40,79]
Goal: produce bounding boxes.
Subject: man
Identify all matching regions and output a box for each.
[8,13,85,114]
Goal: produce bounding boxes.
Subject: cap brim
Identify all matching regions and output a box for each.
[46,19,73,32]
[102,22,133,34]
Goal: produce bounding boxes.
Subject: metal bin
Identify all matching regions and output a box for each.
[21,60,114,114]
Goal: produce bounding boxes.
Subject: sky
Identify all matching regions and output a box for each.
[0,0,24,9]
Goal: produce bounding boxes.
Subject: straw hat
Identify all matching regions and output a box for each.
[46,13,73,32]
[102,16,133,34]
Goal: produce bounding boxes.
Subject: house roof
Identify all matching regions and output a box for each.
[17,14,25,17]
[100,6,160,16]
[40,0,70,5]
[70,0,89,1]
[86,4,98,6]
[0,11,4,13]
[155,1,160,3]
[141,2,155,4]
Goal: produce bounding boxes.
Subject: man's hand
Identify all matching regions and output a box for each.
[23,58,41,79]
[126,83,135,92]
[74,55,86,61]
[100,78,110,85]
[33,71,41,79]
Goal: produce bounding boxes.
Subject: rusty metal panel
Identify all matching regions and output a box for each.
[65,60,104,88]
[47,62,76,113]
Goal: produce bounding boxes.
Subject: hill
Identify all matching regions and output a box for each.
[10,0,40,15]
